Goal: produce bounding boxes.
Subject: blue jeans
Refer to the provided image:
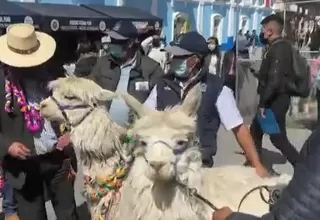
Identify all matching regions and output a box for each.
[2,180,18,217]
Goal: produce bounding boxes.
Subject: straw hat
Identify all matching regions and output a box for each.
[0,23,56,68]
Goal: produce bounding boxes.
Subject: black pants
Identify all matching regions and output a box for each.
[250,94,300,166]
[13,151,78,220]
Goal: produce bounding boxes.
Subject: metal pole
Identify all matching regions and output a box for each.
[235,2,240,103]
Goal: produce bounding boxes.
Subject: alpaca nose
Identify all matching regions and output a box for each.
[149,161,165,170]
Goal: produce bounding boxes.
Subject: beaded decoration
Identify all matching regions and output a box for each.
[82,135,134,219]
[5,79,43,133]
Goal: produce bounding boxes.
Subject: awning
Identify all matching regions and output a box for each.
[14,2,111,32]
[81,5,163,31]
[0,1,41,28]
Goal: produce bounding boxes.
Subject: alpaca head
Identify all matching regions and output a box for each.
[121,84,203,183]
[40,76,117,124]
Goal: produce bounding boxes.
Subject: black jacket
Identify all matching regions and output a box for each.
[257,38,292,108]
[0,70,74,189]
[88,51,164,109]
[229,127,320,220]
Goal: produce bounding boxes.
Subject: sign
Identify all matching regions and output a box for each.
[49,18,107,31]
[132,21,148,29]
[0,16,11,28]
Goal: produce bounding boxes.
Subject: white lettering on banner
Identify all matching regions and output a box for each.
[69,20,92,26]
[60,26,99,31]
[0,16,11,23]
[132,21,148,29]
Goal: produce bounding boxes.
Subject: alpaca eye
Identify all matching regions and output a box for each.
[139,140,147,147]
[64,95,78,100]
[176,140,187,146]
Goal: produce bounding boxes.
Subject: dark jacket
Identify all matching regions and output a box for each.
[0,70,72,189]
[155,73,223,162]
[229,127,320,220]
[221,50,236,92]
[257,38,292,108]
[88,51,164,109]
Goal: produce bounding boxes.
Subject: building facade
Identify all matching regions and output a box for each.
[124,0,274,50]
[11,0,274,50]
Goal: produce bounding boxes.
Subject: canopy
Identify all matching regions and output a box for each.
[81,5,163,31]
[0,1,41,28]
[14,2,111,32]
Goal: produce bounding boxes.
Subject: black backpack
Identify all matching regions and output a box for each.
[272,39,311,98]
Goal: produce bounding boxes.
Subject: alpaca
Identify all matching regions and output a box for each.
[40,76,131,219]
[115,84,292,219]
[40,77,292,220]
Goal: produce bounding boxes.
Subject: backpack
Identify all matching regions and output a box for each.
[272,39,311,98]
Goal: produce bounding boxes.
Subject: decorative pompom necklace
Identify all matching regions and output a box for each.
[4,78,43,133]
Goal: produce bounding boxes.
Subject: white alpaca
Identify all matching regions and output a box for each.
[40,77,292,220]
[116,84,292,219]
[40,77,130,219]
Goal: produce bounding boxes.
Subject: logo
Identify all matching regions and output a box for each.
[200,83,207,92]
[24,16,33,25]
[113,21,122,31]
[99,21,106,31]
[50,19,59,31]
[154,21,160,29]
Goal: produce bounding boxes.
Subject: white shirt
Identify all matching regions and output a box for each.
[141,36,167,70]
[208,55,218,75]
[144,85,243,130]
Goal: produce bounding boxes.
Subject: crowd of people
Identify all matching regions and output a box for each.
[0,13,319,220]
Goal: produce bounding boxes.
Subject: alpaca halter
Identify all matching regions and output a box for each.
[5,79,43,133]
[49,96,94,131]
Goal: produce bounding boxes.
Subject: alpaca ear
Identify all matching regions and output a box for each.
[179,83,202,116]
[120,93,153,118]
[97,89,117,101]
[47,78,61,91]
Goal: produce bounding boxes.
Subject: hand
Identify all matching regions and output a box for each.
[259,107,265,118]
[212,207,233,220]
[255,165,271,178]
[56,134,71,151]
[8,142,30,160]
[153,35,160,40]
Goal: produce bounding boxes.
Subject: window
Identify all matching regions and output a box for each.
[258,0,264,5]
[211,14,223,43]
[173,12,189,41]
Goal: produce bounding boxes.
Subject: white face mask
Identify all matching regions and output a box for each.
[208,44,216,51]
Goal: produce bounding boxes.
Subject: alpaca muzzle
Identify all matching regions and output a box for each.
[49,96,95,131]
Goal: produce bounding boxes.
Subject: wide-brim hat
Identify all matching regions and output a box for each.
[0,23,56,68]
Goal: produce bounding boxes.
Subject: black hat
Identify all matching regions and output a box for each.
[105,21,138,40]
[261,14,284,26]
[164,31,209,56]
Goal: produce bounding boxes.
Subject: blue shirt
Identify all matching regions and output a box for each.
[109,57,136,127]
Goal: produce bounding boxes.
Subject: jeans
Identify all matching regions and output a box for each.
[3,180,18,217]
[250,93,300,167]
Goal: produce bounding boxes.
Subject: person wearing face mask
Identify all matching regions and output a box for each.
[143,31,269,178]
[245,15,300,174]
[89,21,164,127]
[141,34,168,70]
[0,24,78,220]
[207,36,221,76]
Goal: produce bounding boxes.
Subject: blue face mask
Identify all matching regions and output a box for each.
[109,44,125,58]
[170,59,189,78]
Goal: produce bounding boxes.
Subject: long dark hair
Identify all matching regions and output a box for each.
[207,36,221,58]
